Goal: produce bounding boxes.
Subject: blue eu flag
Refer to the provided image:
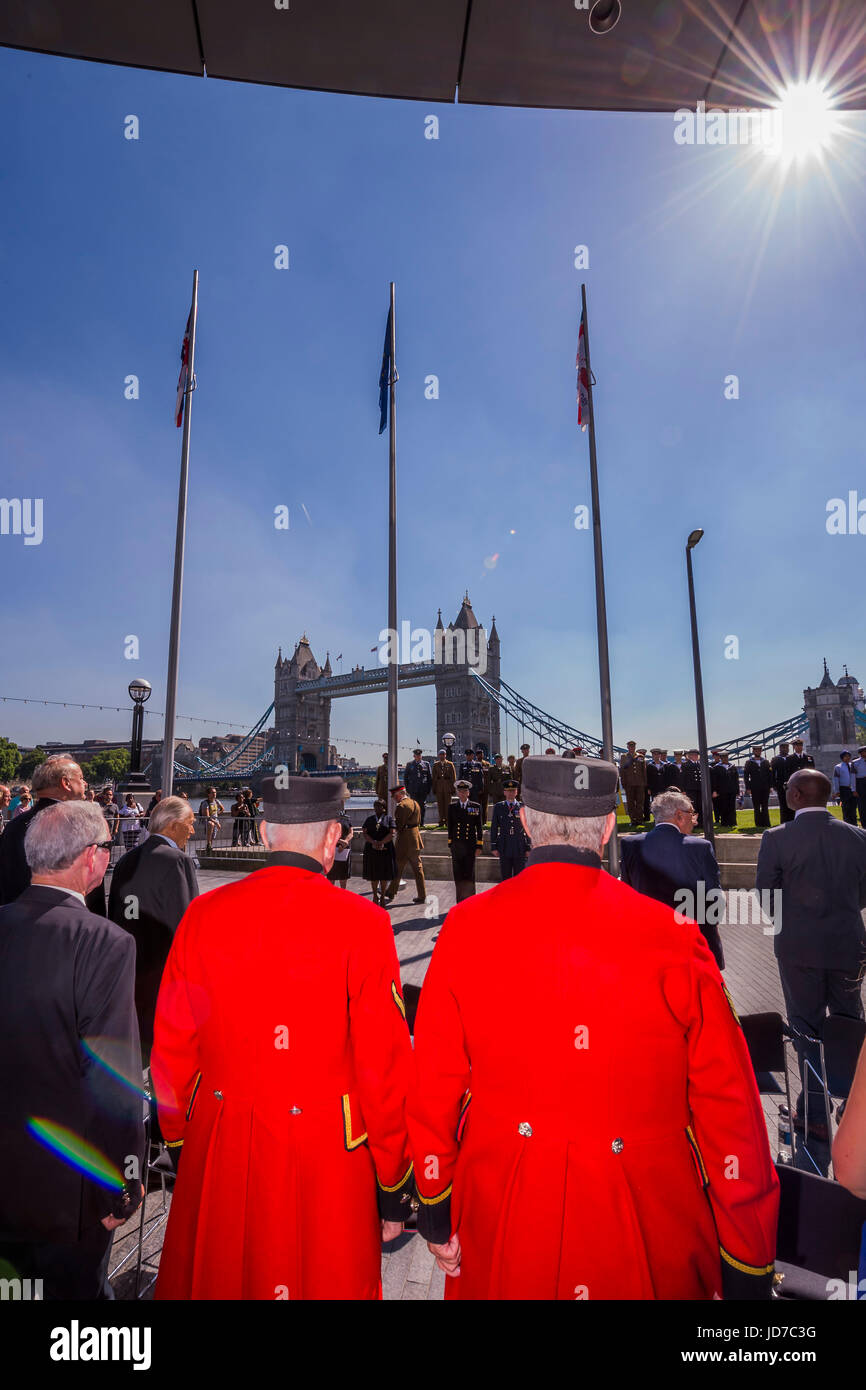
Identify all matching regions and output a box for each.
[378,306,392,435]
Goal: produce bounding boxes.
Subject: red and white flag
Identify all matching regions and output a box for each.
[576,310,590,432]
[175,310,191,427]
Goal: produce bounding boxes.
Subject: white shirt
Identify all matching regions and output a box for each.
[794,807,827,819]
[33,883,87,906]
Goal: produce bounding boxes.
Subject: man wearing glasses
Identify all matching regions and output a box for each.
[0,800,144,1298]
[620,788,725,970]
[0,755,106,914]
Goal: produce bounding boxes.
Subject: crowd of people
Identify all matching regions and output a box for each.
[1,750,865,1303]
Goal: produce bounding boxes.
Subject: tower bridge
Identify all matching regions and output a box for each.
[158,619,863,788]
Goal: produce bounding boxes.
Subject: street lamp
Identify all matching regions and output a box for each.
[685,531,715,853]
[124,678,152,793]
[442,732,456,766]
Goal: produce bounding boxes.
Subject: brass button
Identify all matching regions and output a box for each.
[213,1090,223,1100]
[612,1137,624,1154]
[518,1122,533,1138]
[290,1106,302,1115]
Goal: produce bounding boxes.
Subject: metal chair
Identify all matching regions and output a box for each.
[773,1161,866,1299]
[739,1012,795,1162]
[792,1015,866,1175]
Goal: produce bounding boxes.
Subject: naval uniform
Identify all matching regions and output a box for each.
[771,753,794,824]
[151,850,415,1299]
[490,798,530,880]
[408,843,779,1300]
[744,757,773,828]
[448,799,484,902]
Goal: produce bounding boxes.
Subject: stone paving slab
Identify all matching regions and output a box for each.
[108,868,863,1300]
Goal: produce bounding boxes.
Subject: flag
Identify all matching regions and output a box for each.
[576,310,590,432]
[175,308,192,428]
[378,305,392,434]
[335,653,342,661]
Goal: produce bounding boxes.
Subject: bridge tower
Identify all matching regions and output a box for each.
[434,594,501,760]
[274,635,333,771]
[803,659,864,779]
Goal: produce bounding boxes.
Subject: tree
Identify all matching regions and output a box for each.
[17,746,47,780]
[0,737,20,783]
[81,748,130,786]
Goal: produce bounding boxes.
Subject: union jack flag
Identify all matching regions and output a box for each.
[175,309,191,427]
[576,309,590,432]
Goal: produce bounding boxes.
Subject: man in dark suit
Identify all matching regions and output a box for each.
[108,795,199,1063]
[0,802,144,1299]
[743,745,773,828]
[621,788,725,969]
[0,755,106,914]
[756,768,866,1140]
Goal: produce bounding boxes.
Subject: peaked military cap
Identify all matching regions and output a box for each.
[260,773,345,824]
[455,779,471,789]
[520,755,618,817]
[503,779,519,789]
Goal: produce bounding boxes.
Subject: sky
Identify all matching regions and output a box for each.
[1,40,865,762]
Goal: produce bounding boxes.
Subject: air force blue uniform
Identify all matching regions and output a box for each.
[490,796,530,880]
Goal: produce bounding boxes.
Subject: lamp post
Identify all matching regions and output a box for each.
[124,678,153,793]
[685,531,715,853]
[442,732,456,770]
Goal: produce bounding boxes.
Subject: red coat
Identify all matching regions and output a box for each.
[408,846,779,1300]
[150,855,414,1300]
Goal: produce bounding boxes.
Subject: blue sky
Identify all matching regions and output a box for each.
[1,48,864,761]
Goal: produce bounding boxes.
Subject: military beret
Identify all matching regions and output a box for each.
[520,755,618,817]
[455,779,471,789]
[260,773,345,825]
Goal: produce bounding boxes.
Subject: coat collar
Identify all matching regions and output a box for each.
[260,851,325,874]
[526,844,602,870]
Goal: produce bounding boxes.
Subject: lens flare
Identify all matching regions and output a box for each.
[81,1037,148,1097]
[768,80,839,164]
[28,1117,124,1190]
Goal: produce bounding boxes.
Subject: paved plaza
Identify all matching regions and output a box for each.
[107,868,864,1302]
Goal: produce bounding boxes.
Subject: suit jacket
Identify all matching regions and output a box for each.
[743,759,772,797]
[0,797,106,914]
[621,824,724,969]
[755,810,866,969]
[0,887,143,1242]
[108,835,200,1059]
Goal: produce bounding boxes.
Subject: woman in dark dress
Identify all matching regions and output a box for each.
[361,798,396,906]
[327,784,353,889]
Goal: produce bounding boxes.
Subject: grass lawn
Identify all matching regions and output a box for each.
[615,805,847,835]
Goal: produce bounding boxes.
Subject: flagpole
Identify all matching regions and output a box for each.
[387,282,398,810]
[580,282,619,876]
[162,269,199,799]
